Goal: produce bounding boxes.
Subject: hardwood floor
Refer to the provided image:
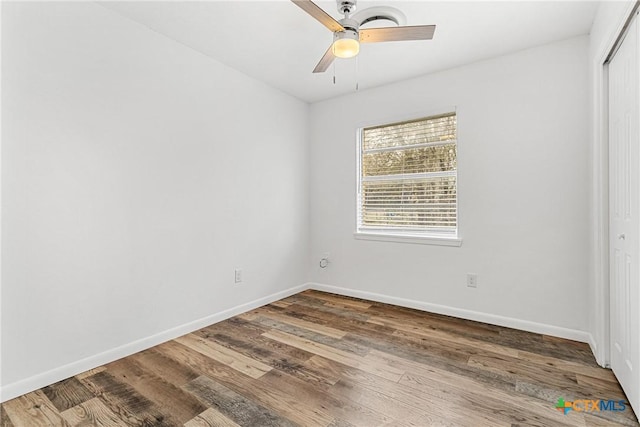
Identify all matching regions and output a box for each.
[2,290,638,426]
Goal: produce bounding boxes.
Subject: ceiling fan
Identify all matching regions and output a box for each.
[291,0,436,73]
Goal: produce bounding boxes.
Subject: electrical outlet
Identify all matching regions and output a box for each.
[235,268,242,283]
[466,273,477,288]
[319,252,330,269]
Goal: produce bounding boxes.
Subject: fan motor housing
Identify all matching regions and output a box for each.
[338,18,359,32]
[334,28,358,42]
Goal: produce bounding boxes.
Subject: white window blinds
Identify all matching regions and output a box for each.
[357,112,457,236]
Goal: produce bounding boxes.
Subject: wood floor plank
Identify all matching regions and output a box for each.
[322,300,373,312]
[576,373,626,394]
[302,290,372,310]
[184,376,298,427]
[183,407,241,427]
[269,300,292,309]
[246,306,347,339]
[247,315,370,356]
[329,377,425,422]
[175,334,272,379]
[200,329,341,390]
[497,328,599,367]
[77,370,166,426]
[517,350,620,382]
[258,367,392,426]
[373,315,520,358]
[60,397,126,427]
[2,390,68,427]
[42,377,95,412]
[340,328,492,388]
[399,370,582,427]
[395,413,463,427]
[1,406,16,427]
[154,340,243,385]
[467,353,603,397]
[75,367,107,380]
[585,413,640,427]
[363,349,580,426]
[128,347,200,388]
[392,327,518,361]
[198,317,316,363]
[309,355,511,427]
[326,420,356,427]
[284,295,372,322]
[202,317,271,341]
[282,303,480,373]
[262,329,405,382]
[2,291,637,427]
[395,352,589,427]
[337,378,506,427]
[364,302,501,337]
[280,302,394,336]
[583,409,640,427]
[157,341,334,426]
[358,333,517,395]
[105,356,207,425]
[585,416,623,427]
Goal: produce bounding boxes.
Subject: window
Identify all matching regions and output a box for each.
[356,112,459,244]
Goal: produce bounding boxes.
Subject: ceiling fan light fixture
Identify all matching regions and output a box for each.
[332,30,359,58]
[291,0,436,73]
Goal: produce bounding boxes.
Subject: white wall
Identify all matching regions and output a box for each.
[0,0,598,402]
[309,36,590,335]
[587,0,636,366]
[1,2,308,396]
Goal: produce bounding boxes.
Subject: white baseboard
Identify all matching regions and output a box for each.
[589,333,609,368]
[0,283,309,403]
[589,333,598,359]
[308,283,591,343]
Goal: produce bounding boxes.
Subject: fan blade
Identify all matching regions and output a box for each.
[360,25,436,43]
[291,0,345,32]
[313,45,336,73]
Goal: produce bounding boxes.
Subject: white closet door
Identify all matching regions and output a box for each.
[609,12,640,419]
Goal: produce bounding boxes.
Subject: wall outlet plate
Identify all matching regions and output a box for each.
[234,269,242,283]
[467,273,477,288]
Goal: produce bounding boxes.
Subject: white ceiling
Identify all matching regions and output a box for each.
[99,1,599,103]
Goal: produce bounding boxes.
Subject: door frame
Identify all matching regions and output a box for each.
[592,1,639,367]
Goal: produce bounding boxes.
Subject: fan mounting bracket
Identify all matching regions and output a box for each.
[337,0,357,16]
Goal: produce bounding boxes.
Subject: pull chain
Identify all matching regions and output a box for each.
[333,61,336,85]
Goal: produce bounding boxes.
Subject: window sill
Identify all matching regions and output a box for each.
[354,232,463,247]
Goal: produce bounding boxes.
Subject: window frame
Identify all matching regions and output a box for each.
[354,109,462,247]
